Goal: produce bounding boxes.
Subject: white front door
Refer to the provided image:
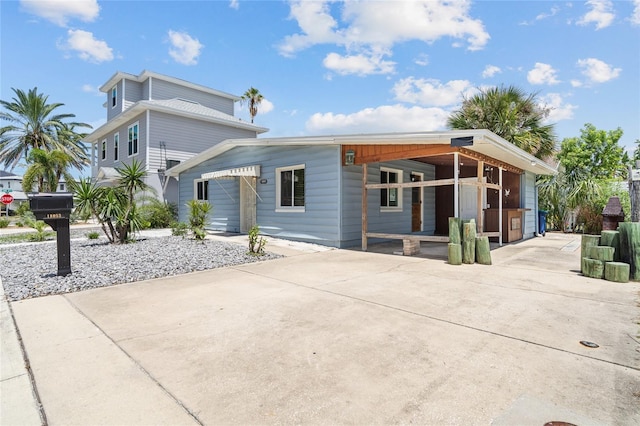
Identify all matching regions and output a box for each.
[459,177,486,222]
[240,177,257,233]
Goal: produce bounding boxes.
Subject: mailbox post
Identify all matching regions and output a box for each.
[28,193,74,276]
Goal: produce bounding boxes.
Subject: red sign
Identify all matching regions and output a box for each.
[1,194,14,205]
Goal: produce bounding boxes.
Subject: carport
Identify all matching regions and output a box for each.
[339,130,556,251]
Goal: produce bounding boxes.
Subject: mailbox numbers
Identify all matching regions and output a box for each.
[46,213,63,219]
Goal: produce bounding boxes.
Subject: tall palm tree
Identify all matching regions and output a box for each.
[0,87,91,170]
[240,87,263,123]
[22,149,74,192]
[447,85,557,159]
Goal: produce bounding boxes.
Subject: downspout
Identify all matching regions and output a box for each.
[337,146,343,248]
[453,151,459,217]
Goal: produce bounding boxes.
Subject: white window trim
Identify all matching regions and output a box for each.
[194,179,208,201]
[113,132,119,162]
[101,139,107,161]
[380,166,403,212]
[128,122,139,157]
[275,164,305,213]
[111,86,117,108]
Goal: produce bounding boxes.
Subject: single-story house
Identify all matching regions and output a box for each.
[166,130,556,249]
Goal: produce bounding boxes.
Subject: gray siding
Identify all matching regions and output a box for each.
[106,80,123,121]
[523,171,537,238]
[178,145,343,246]
[147,111,257,170]
[149,78,234,115]
[96,112,147,170]
[123,79,143,110]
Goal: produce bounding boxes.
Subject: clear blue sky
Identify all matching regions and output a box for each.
[1,0,639,177]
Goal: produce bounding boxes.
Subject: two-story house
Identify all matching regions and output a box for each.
[84,70,268,204]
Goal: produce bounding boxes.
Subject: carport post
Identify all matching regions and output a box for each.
[362,162,368,251]
[499,166,503,246]
[453,152,459,217]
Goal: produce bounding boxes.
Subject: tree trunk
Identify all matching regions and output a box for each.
[617,222,640,280]
[604,262,630,283]
[582,258,605,279]
[462,220,476,264]
[475,236,491,265]
[600,230,620,261]
[580,234,600,273]
[448,217,461,244]
[586,246,614,262]
[448,243,462,265]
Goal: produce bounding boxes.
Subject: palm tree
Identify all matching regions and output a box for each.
[0,87,91,170]
[447,85,557,159]
[22,148,74,192]
[240,87,263,123]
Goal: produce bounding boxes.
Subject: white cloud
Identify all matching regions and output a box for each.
[577,0,615,30]
[482,65,501,78]
[323,52,396,76]
[167,30,203,66]
[570,79,583,88]
[536,5,560,21]
[631,0,640,25]
[306,104,450,134]
[414,53,429,67]
[20,0,100,27]
[538,93,577,122]
[577,57,621,83]
[81,84,102,96]
[278,0,489,76]
[58,29,113,63]
[229,0,239,10]
[527,62,560,85]
[392,77,474,107]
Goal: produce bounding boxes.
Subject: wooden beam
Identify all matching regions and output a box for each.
[477,160,484,233]
[343,144,456,165]
[366,233,450,243]
[458,148,523,174]
[365,178,456,190]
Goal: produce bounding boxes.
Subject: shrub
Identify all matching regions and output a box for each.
[86,231,100,240]
[171,221,189,237]
[27,220,48,242]
[15,202,30,217]
[248,225,267,255]
[139,200,178,229]
[0,218,9,228]
[187,200,211,240]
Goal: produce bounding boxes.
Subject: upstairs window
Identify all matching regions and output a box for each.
[276,165,305,212]
[101,139,107,161]
[111,86,117,107]
[128,123,139,156]
[380,167,402,211]
[113,133,119,161]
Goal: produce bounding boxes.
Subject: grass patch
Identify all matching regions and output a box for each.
[0,232,56,245]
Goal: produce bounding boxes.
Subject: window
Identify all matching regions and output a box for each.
[195,179,208,201]
[276,165,305,212]
[128,123,139,156]
[101,139,107,161]
[111,86,117,107]
[380,167,402,211]
[113,133,119,161]
[59,183,65,191]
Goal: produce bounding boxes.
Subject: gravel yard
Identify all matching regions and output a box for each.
[1,233,282,301]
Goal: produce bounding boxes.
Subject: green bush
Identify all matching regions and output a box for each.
[15,202,30,217]
[27,220,48,242]
[86,231,100,240]
[139,200,178,229]
[248,225,267,255]
[0,218,9,228]
[187,200,211,240]
[171,221,189,237]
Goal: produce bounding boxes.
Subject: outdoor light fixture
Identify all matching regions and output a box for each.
[345,149,355,165]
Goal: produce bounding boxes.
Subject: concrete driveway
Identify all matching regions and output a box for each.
[5,233,640,425]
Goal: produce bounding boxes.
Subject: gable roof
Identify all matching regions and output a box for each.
[166,130,557,177]
[0,170,21,179]
[99,70,240,101]
[85,98,268,143]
